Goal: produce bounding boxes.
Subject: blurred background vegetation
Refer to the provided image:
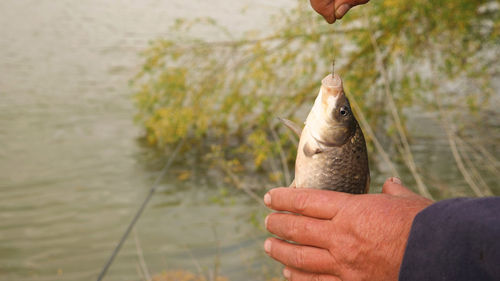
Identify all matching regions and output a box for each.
[0,1,498,281]
[133,0,499,199]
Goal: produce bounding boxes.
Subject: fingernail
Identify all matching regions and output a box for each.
[335,4,351,19]
[264,239,272,253]
[264,193,271,206]
[283,268,291,279]
[264,215,269,228]
[391,177,402,185]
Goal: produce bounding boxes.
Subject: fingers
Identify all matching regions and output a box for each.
[334,3,351,20]
[309,0,336,23]
[334,0,370,19]
[266,213,332,248]
[264,237,338,275]
[264,187,352,219]
[309,0,370,23]
[283,267,341,281]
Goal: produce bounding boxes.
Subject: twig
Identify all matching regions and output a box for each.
[348,93,400,178]
[169,28,365,52]
[443,123,484,196]
[459,136,500,175]
[96,139,184,281]
[133,228,151,281]
[221,162,265,207]
[211,226,221,281]
[269,122,292,185]
[436,98,485,197]
[181,245,205,278]
[365,12,433,199]
[135,263,145,281]
[460,146,493,196]
[455,137,494,195]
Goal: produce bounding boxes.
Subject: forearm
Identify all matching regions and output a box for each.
[399,197,500,281]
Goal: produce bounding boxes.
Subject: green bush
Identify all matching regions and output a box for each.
[132,0,499,196]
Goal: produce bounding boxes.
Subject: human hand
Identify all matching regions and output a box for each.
[309,0,370,23]
[263,177,433,281]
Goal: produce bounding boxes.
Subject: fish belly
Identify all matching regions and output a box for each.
[295,127,369,194]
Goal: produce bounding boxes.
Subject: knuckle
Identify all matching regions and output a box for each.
[301,219,315,236]
[311,275,321,281]
[290,247,306,268]
[288,219,299,239]
[292,191,309,212]
[318,275,338,281]
[312,274,329,281]
[287,217,311,241]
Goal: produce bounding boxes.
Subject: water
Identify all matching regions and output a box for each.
[0,1,288,280]
[0,1,498,281]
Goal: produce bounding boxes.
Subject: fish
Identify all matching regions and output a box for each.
[281,73,370,194]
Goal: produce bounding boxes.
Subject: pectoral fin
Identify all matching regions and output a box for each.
[303,141,322,157]
[278,117,302,137]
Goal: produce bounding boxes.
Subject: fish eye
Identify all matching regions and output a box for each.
[339,106,349,116]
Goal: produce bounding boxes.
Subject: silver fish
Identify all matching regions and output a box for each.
[283,73,370,194]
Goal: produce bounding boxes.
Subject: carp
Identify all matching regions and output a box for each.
[282,72,370,194]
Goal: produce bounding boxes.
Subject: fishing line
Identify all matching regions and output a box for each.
[331,3,336,73]
[96,139,184,281]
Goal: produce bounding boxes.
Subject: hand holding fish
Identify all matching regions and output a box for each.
[310,0,370,23]
[264,177,433,281]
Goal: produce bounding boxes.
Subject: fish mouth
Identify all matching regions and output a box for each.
[319,73,344,112]
[321,74,343,98]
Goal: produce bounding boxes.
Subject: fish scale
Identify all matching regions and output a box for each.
[296,122,369,193]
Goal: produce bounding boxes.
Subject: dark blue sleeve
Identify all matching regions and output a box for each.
[399,197,500,281]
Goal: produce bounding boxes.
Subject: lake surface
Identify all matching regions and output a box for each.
[0,1,498,281]
[0,1,288,280]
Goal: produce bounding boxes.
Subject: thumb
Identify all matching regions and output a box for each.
[334,0,370,20]
[382,177,418,197]
[335,3,352,20]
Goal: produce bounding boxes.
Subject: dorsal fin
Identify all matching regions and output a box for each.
[278,117,302,137]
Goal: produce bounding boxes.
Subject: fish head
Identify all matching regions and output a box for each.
[317,73,356,146]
